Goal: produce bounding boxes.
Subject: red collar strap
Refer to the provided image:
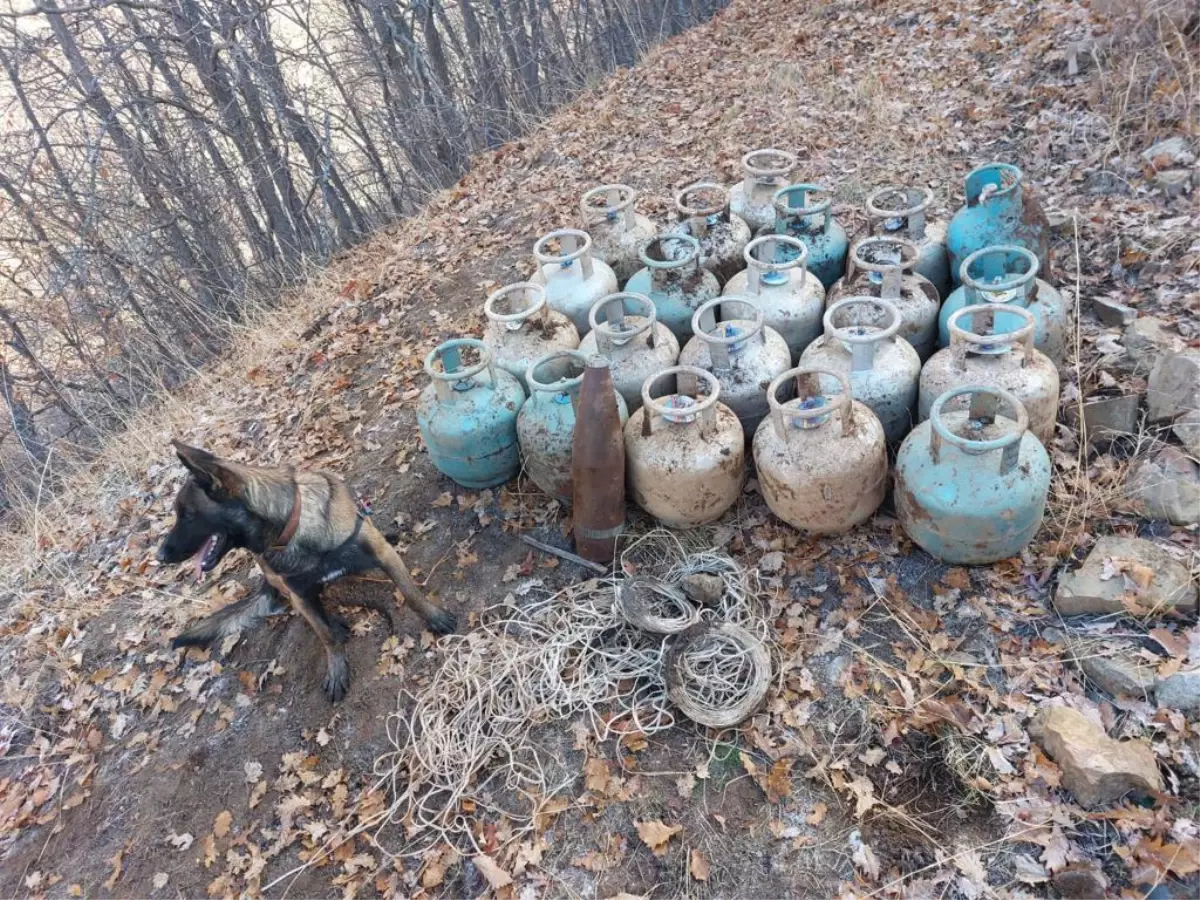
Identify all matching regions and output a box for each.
[272,482,302,550]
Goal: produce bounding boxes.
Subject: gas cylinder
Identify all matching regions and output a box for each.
[577,292,680,412]
[946,162,1050,288]
[729,149,798,232]
[722,235,826,361]
[895,386,1051,565]
[624,367,745,527]
[920,305,1060,444]
[517,350,628,505]
[938,245,1067,366]
[530,228,619,336]
[829,236,941,361]
[799,297,920,444]
[667,182,752,283]
[580,185,657,283]
[679,296,792,436]
[417,339,525,489]
[482,282,580,391]
[753,367,888,534]
[624,234,721,342]
[771,184,849,290]
[866,186,951,300]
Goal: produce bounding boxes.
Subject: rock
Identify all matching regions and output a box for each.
[1156,668,1200,713]
[1053,536,1198,617]
[1079,652,1158,699]
[1148,350,1200,420]
[679,573,724,606]
[1046,210,1072,235]
[1066,395,1140,445]
[1125,316,1187,375]
[1031,706,1163,806]
[1156,169,1193,199]
[1052,862,1108,899]
[1093,296,1137,327]
[1141,136,1196,169]
[1126,446,1200,526]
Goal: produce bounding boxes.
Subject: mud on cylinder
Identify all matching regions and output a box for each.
[529,228,618,337]
[482,281,580,392]
[577,292,680,413]
[666,182,752,284]
[723,234,826,361]
[729,149,798,233]
[865,185,951,300]
[580,185,657,284]
[624,233,721,342]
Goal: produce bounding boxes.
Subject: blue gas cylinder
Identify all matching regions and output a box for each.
[417,339,525,489]
[938,245,1067,365]
[946,163,1049,288]
[770,184,849,290]
[624,234,721,342]
[894,385,1050,565]
[516,350,628,504]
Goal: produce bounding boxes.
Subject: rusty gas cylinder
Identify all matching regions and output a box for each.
[920,305,1060,444]
[482,282,580,392]
[939,245,1067,367]
[866,186,951,300]
[572,357,626,563]
[667,182,752,283]
[679,296,792,436]
[729,149,798,232]
[722,235,826,361]
[829,236,941,360]
[577,292,680,412]
[580,185,657,283]
[624,234,721,342]
[799,297,920,444]
[770,184,849,290]
[753,367,888,534]
[624,367,745,527]
[895,386,1051,565]
[530,228,619,337]
[517,350,628,504]
[946,162,1050,288]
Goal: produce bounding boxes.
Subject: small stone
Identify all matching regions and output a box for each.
[679,573,724,606]
[1148,350,1200,420]
[1141,136,1196,168]
[1156,668,1200,713]
[1066,395,1141,445]
[1079,653,1157,699]
[1030,706,1163,806]
[1126,446,1200,526]
[1053,536,1198,617]
[1125,316,1187,374]
[1052,862,1108,899]
[1045,210,1072,235]
[1156,169,1194,199]
[1093,296,1137,328]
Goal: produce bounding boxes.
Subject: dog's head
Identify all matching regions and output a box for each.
[156,441,255,572]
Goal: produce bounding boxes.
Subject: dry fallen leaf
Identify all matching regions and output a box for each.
[807,802,828,826]
[152,873,170,890]
[212,810,232,839]
[635,820,682,857]
[763,758,792,803]
[472,853,513,890]
[690,848,711,882]
[432,491,453,508]
[103,845,126,891]
[166,831,194,851]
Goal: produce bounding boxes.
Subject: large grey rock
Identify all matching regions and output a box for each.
[1126,446,1200,525]
[1067,395,1140,445]
[1157,668,1200,713]
[1054,536,1197,616]
[1156,169,1193,199]
[1142,136,1196,168]
[1030,706,1164,806]
[1125,316,1187,375]
[1093,296,1137,327]
[1147,349,1200,421]
[1080,653,1158,699]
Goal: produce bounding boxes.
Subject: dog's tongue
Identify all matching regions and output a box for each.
[193,535,216,583]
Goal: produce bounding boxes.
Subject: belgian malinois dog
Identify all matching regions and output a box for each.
[156,441,456,700]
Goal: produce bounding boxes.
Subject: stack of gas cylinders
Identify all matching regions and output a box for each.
[418,156,1065,567]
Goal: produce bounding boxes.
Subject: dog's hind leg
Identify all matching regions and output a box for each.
[360,520,456,635]
[172,583,288,651]
[261,565,351,702]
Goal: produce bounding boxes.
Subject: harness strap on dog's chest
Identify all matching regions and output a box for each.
[272,482,303,550]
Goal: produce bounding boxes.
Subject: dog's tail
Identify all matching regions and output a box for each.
[172,589,287,650]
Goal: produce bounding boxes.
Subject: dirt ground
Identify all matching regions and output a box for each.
[1,0,1198,897]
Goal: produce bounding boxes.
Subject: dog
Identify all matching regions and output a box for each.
[156,441,456,700]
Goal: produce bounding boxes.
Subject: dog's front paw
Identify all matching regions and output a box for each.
[322,653,350,702]
[427,608,457,636]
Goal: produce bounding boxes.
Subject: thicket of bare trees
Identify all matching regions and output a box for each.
[0,0,726,509]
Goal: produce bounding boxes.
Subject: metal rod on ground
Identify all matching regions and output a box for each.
[519,535,608,574]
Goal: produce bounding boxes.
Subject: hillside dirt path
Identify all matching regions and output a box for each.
[2,1,1198,898]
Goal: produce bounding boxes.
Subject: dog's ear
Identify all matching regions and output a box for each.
[172,440,244,499]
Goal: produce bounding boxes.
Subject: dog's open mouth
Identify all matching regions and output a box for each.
[194,533,228,576]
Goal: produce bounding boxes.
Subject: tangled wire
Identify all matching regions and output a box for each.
[371,528,775,856]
